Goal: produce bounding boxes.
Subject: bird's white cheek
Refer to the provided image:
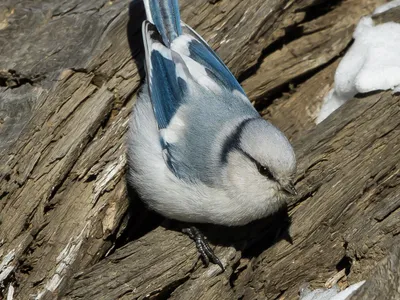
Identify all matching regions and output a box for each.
[226,164,253,189]
[221,152,287,222]
[225,152,254,186]
[225,152,271,199]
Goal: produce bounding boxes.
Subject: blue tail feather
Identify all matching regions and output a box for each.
[146,0,182,46]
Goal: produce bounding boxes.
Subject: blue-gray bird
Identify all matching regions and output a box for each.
[128,0,297,269]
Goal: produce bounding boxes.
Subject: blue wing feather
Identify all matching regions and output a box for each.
[141,4,253,182]
[182,23,247,96]
[143,22,186,129]
[150,50,186,128]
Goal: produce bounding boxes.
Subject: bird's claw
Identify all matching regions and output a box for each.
[182,226,224,271]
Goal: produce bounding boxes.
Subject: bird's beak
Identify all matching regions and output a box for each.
[282,182,297,196]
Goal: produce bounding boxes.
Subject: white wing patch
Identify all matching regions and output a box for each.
[160,110,186,144]
[151,43,172,60]
[171,35,193,56]
[148,33,222,94]
[175,62,188,81]
[172,35,222,93]
[180,55,221,92]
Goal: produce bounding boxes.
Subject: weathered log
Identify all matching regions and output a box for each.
[0,0,398,299]
[261,60,339,141]
[63,90,400,299]
[351,244,400,300]
[241,0,379,103]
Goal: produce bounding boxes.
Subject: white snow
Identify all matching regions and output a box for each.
[300,285,340,300]
[373,0,400,14]
[316,1,400,123]
[330,281,366,300]
[316,90,348,124]
[300,281,366,300]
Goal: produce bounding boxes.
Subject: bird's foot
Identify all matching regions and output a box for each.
[182,226,224,271]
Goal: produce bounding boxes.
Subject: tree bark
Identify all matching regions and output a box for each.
[0,0,398,299]
[63,90,400,300]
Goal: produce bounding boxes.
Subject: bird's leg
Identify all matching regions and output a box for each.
[182,226,224,271]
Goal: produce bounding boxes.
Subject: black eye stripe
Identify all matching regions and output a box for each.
[220,117,258,164]
[238,149,276,181]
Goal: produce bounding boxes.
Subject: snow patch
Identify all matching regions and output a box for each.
[373,0,400,14]
[300,285,340,300]
[300,281,365,300]
[317,1,400,123]
[316,90,348,124]
[331,281,366,300]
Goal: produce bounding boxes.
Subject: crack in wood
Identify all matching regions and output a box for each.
[0,70,45,89]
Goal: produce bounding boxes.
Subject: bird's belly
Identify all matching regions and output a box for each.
[136,176,282,227]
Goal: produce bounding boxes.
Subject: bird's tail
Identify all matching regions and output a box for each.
[143,0,182,46]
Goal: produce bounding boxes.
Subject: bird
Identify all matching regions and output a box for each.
[127,0,297,270]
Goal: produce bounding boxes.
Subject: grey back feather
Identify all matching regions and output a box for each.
[166,84,259,185]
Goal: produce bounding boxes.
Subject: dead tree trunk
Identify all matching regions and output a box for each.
[63,89,400,300]
[0,0,398,299]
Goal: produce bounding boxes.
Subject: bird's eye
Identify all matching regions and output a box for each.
[256,162,274,180]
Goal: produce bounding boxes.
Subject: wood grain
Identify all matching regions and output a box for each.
[0,0,398,299]
[63,90,400,299]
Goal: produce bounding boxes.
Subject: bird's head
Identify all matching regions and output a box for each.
[222,118,297,219]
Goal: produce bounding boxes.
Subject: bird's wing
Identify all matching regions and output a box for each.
[143,0,244,97]
[142,21,187,129]
[142,20,253,181]
[175,22,247,97]
[142,21,196,181]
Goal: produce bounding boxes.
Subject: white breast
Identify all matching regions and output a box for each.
[127,90,284,226]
